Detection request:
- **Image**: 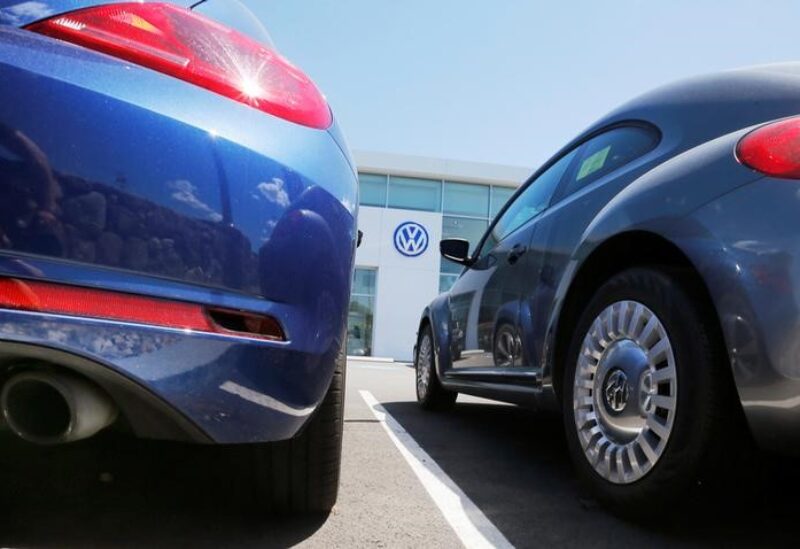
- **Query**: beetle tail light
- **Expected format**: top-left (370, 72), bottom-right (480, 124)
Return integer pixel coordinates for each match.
top-left (25, 2), bottom-right (331, 129)
top-left (736, 117), bottom-right (800, 179)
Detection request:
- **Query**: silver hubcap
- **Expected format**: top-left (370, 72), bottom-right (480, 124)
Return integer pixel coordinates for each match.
top-left (573, 300), bottom-right (677, 484)
top-left (417, 334), bottom-right (432, 399)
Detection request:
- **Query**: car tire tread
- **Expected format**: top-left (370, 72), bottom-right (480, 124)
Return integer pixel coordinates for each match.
top-left (249, 341), bottom-right (345, 514)
top-left (416, 325), bottom-right (457, 411)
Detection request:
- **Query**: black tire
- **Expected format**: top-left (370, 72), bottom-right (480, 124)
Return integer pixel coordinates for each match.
top-left (562, 267), bottom-right (733, 517)
top-left (416, 325), bottom-right (457, 411)
top-left (248, 342), bottom-right (345, 513)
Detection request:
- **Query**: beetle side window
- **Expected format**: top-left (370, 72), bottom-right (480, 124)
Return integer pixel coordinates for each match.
top-left (479, 149), bottom-right (577, 255)
top-left (557, 125), bottom-right (659, 199)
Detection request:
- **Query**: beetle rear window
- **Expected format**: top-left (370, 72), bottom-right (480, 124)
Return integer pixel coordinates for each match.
top-left (560, 125), bottom-right (660, 198)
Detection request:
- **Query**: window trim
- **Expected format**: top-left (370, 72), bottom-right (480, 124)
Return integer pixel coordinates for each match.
top-left (551, 121), bottom-right (662, 205)
top-left (470, 120), bottom-right (661, 263)
top-left (471, 149), bottom-right (576, 261)
top-left (489, 185), bottom-right (516, 219)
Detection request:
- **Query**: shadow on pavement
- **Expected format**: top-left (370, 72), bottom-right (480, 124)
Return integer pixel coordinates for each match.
top-left (382, 400), bottom-right (800, 548)
top-left (0, 433), bottom-right (327, 548)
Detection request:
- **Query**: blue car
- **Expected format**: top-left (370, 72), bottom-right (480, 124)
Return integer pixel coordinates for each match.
top-left (0, 0), bottom-right (356, 512)
top-left (417, 64), bottom-right (800, 515)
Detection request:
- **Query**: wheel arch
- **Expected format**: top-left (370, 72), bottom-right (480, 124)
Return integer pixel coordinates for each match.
top-left (549, 230), bottom-right (728, 403)
top-left (416, 294), bottom-right (452, 379)
top-left (415, 310), bottom-right (432, 362)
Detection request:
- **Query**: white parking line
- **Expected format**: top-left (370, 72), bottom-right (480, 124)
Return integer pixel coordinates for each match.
top-left (350, 363), bottom-right (409, 372)
top-left (359, 390), bottom-right (514, 549)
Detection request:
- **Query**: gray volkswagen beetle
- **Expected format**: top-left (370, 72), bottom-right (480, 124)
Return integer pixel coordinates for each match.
top-left (415, 63), bottom-right (800, 514)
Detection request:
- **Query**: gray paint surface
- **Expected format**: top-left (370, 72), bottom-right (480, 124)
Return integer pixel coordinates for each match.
top-left (424, 63), bottom-right (800, 452)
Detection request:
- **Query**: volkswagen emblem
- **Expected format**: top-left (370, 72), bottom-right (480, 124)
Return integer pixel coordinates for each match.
top-left (394, 221), bottom-right (429, 257)
top-left (604, 369), bottom-right (630, 413)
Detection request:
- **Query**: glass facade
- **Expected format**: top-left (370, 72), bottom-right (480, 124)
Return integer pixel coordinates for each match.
top-left (356, 172), bottom-right (518, 295)
top-left (443, 181), bottom-right (489, 217)
top-left (388, 176), bottom-right (442, 212)
top-left (348, 268), bottom-right (376, 356)
top-left (490, 186), bottom-right (515, 218)
top-left (358, 173), bottom-right (387, 207)
top-left (358, 173), bottom-right (515, 218)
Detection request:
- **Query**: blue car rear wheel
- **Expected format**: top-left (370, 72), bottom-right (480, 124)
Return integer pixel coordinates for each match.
top-left (244, 344), bottom-right (346, 513)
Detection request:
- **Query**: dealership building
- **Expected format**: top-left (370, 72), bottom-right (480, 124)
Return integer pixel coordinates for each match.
top-left (349, 151), bottom-right (530, 361)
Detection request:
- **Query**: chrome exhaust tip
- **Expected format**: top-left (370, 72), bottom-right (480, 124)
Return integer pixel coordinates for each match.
top-left (1, 370), bottom-right (118, 444)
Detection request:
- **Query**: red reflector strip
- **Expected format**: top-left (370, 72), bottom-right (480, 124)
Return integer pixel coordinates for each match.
top-left (0, 278), bottom-right (212, 330)
top-left (0, 278), bottom-right (283, 341)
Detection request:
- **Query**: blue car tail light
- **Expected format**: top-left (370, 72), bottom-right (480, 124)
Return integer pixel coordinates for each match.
top-left (737, 116), bottom-right (800, 179)
top-left (25, 2), bottom-right (332, 129)
top-left (0, 278), bottom-right (284, 341)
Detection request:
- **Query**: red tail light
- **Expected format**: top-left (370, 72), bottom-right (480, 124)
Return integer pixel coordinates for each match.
top-left (0, 278), bottom-right (284, 341)
top-left (26, 3), bottom-right (331, 129)
top-left (736, 117), bottom-right (800, 179)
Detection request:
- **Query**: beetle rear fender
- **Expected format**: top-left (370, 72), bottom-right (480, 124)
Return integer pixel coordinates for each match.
top-left (542, 127), bottom-right (762, 398)
top-left (421, 294), bottom-right (451, 378)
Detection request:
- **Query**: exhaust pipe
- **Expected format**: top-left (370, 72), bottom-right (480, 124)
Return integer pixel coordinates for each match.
top-left (1, 370), bottom-right (118, 444)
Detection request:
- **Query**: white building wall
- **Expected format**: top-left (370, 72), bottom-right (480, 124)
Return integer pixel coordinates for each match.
top-left (355, 207), bottom-right (442, 361)
top-left (352, 151), bottom-right (530, 362)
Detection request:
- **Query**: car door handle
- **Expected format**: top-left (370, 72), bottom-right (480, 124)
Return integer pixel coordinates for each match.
top-left (507, 244), bottom-right (527, 265)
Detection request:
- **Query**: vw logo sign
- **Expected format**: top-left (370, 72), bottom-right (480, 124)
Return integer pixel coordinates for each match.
top-left (393, 221), bottom-right (429, 257)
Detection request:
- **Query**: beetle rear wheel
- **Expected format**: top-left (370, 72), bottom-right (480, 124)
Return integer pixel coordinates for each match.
top-left (573, 300), bottom-right (677, 484)
top-left (563, 267), bottom-right (733, 515)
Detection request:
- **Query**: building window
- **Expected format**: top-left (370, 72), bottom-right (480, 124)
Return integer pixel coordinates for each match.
top-left (440, 273), bottom-right (459, 293)
top-left (438, 183), bottom-right (516, 293)
top-left (387, 176), bottom-right (442, 212)
top-left (357, 172), bottom-right (516, 221)
top-left (443, 181), bottom-right (489, 217)
top-left (359, 173), bottom-right (387, 207)
top-left (490, 186), bottom-right (515, 219)
top-left (348, 268), bottom-right (377, 356)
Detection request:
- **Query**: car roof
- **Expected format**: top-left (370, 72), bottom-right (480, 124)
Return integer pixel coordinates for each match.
top-left (565, 63), bottom-right (800, 156)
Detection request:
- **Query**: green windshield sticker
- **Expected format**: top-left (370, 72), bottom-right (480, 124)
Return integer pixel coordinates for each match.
top-left (576, 145), bottom-right (611, 181)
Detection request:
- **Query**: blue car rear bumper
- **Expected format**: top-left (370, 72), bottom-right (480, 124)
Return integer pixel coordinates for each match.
top-left (0, 26), bottom-right (357, 443)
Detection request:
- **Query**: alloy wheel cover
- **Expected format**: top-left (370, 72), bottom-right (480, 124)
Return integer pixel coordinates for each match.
top-left (573, 300), bottom-right (677, 484)
top-left (417, 334), bottom-right (433, 399)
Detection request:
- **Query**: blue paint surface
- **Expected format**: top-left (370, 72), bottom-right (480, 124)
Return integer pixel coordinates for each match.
top-left (0, 18), bottom-right (357, 442)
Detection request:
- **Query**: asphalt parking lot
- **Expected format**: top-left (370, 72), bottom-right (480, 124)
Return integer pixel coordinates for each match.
top-left (0, 359), bottom-right (799, 548)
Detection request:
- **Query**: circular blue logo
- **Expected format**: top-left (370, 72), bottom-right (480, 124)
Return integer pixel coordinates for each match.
top-left (394, 221), bottom-right (429, 257)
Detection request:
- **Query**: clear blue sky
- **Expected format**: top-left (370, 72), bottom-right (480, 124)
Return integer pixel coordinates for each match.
top-left (247, 1), bottom-right (799, 170)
